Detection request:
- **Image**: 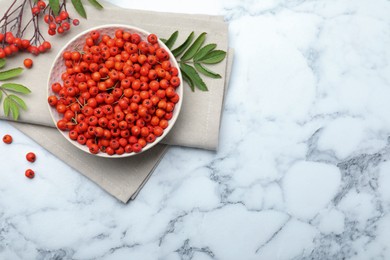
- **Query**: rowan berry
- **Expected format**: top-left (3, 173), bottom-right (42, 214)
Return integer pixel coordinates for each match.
top-left (147, 34), bottom-right (158, 44)
top-left (57, 26), bottom-right (64, 34)
top-left (132, 143), bottom-right (142, 153)
top-left (48, 29), bottom-right (56, 36)
top-left (89, 144), bottom-right (99, 154)
top-left (90, 31), bottom-right (100, 40)
top-left (59, 11), bottom-right (69, 20)
top-left (170, 76), bottom-right (180, 87)
top-left (54, 15), bottom-right (62, 23)
top-left (69, 130), bottom-right (78, 140)
top-left (23, 58), bottom-right (33, 69)
top-left (25, 169), bottom-right (35, 179)
top-left (73, 19), bottom-right (80, 26)
top-left (130, 34), bottom-right (141, 44)
top-left (2, 134), bottom-right (12, 144)
top-left (32, 6), bottom-right (40, 15)
top-left (62, 22), bottom-right (70, 31)
top-left (153, 126), bottom-right (163, 136)
top-left (37, 1), bottom-right (46, 9)
top-left (71, 51), bottom-right (81, 61)
top-left (41, 41), bottom-right (51, 51)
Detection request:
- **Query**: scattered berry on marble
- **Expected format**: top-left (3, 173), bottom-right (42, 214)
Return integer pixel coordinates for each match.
top-left (2, 134), bottom-right (13, 144)
top-left (26, 152), bottom-right (36, 163)
top-left (25, 169), bottom-right (35, 179)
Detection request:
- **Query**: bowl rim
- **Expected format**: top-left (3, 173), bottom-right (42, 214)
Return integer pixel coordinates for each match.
top-left (47, 24), bottom-right (183, 158)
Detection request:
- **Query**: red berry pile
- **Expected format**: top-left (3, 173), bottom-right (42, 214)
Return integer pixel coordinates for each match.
top-left (44, 11), bottom-right (79, 36)
top-left (48, 29), bottom-right (181, 156)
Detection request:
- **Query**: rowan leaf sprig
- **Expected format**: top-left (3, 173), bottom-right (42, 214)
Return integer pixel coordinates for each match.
top-left (0, 58), bottom-right (31, 120)
top-left (161, 31), bottom-right (227, 91)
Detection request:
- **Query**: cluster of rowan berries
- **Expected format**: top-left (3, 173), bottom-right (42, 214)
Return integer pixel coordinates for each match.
top-left (44, 11), bottom-right (79, 36)
top-left (0, 31), bottom-right (51, 58)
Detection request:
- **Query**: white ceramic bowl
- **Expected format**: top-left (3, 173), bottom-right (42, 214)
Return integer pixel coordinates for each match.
top-left (47, 24), bottom-right (183, 158)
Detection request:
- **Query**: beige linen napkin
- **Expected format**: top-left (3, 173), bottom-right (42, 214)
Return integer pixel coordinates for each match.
top-left (0, 1), bottom-right (232, 202)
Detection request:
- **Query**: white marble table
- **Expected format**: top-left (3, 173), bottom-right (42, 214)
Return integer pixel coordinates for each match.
top-left (1, 0), bottom-right (390, 259)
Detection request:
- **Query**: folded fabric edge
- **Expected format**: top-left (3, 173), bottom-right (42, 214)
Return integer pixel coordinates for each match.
top-left (215, 48), bottom-right (235, 152)
top-left (130, 146), bottom-right (169, 201)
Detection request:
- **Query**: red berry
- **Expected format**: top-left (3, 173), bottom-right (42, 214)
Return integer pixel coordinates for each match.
top-left (4, 46), bottom-right (12, 56)
top-left (62, 22), bottom-right (70, 31)
top-left (38, 44), bottom-right (46, 53)
top-left (42, 41), bottom-right (51, 50)
top-left (44, 14), bottom-right (51, 23)
top-left (2, 134), bottom-right (12, 144)
top-left (48, 29), bottom-right (56, 36)
top-left (10, 44), bottom-right (19, 54)
top-left (21, 39), bottom-right (31, 49)
top-left (32, 6), bottom-right (40, 15)
top-left (37, 1), bottom-right (46, 9)
top-left (49, 22), bottom-right (57, 30)
top-left (25, 169), bottom-right (35, 179)
top-left (28, 46), bottom-right (39, 56)
top-left (55, 16), bottom-right (62, 24)
top-left (59, 11), bottom-right (69, 20)
top-left (26, 152), bottom-right (36, 163)
top-left (13, 38), bottom-right (22, 48)
top-left (147, 34), bottom-right (158, 44)
top-left (72, 19), bottom-right (80, 26)
top-left (90, 31), bottom-right (100, 40)
top-left (57, 26), bottom-right (64, 34)
top-left (5, 34), bottom-right (14, 44)
top-left (48, 95), bottom-right (58, 106)
top-left (23, 58), bottom-right (33, 69)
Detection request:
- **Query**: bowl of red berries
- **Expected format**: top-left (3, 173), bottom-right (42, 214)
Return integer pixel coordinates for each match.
top-left (47, 24), bottom-right (183, 157)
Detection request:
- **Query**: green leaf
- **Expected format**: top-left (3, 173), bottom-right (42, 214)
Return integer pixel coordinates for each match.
top-left (88, 0), bottom-right (103, 9)
top-left (9, 94), bottom-right (27, 110)
top-left (72, 0), bottom-right (87, 18)
top-left (180, 68), bottom-right (195, 92)
top-left (49, 0), bottom-right (60, 16)
top-left (0, 58), bottom-right (5, 69)
top-left (1, 83), bottom-right (31, 94)
top-left (194, 63), bottom-right (221, 79)
top-left (9, 101), bottom-right (19, 120)
top-left (172, 32), bottom-right (194, 57)
top-left (194, 43), bottom-right (216, 61)
top-left (180, 63), bottom-right (208, 91)
top-left (160, 38), bottom-right (167, 44)
top-left (0, 67), bottom-right (23, 81)
top-left (181, 32), bottom-right (207, 61)
top-left (3, 97), bottom-right (10, 117)
top-left (0, 90), bottom-right (3, 102)
top-left (198, 50), bottom-right (226, 64)
top-left (163, 31), bottom-right (179, 50)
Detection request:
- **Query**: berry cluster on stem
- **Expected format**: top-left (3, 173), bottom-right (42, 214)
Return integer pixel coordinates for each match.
top-left (0, 0), bottom-right (80, 59)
